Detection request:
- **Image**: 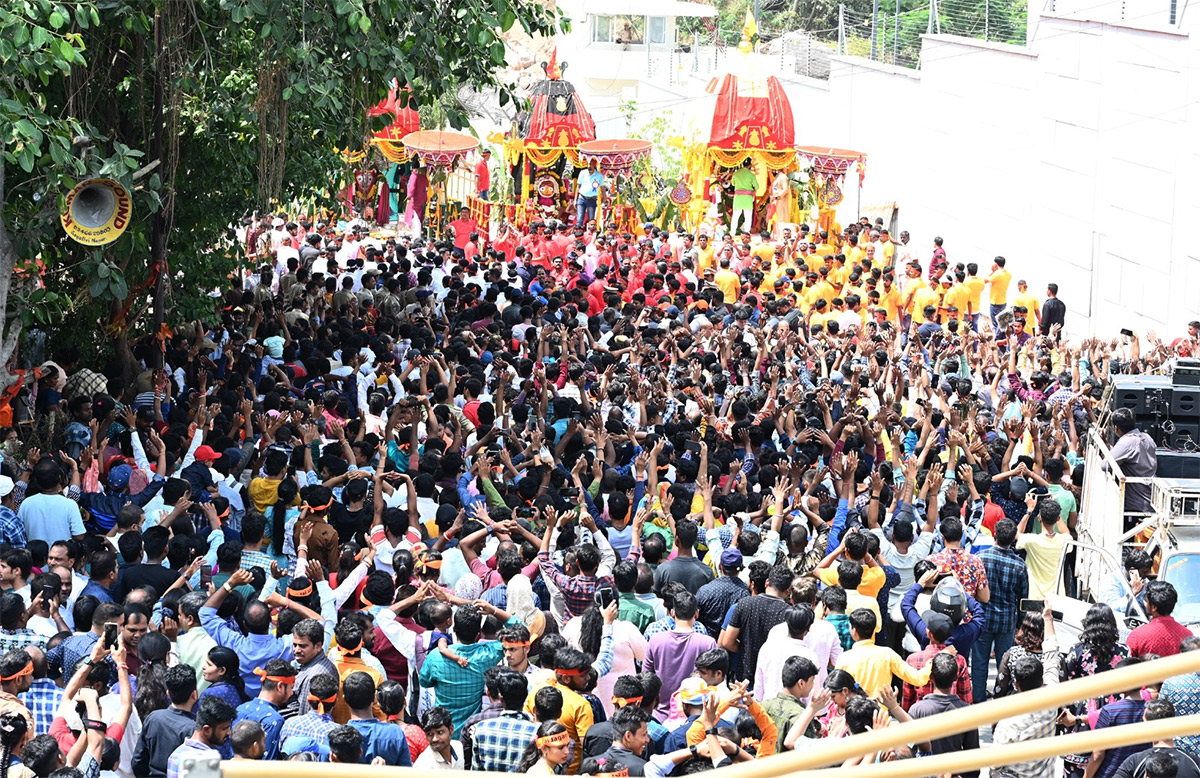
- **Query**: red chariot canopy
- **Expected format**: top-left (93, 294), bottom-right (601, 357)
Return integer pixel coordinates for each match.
top-left (709, 73), bottom-right (795, 153)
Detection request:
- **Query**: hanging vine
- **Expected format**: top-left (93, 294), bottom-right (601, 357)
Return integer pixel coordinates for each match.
top-left (255, 60), bottom-right (290, 209)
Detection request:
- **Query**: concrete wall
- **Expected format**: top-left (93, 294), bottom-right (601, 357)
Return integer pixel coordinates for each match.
top-left (805, 15), bottom-right (1200, 338)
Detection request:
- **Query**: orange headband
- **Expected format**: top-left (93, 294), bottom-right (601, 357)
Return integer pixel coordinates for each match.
top-left (537, 731), bottom-right (571, 748)
top-left (309, 692), bottom-right (337, 712)
top-left (612, 696), bottom-right (643, 707)
top-left (216, 507), bottom-right (231, 520)
top-left (594, 757), bottom-right (629, 777)
top-left (304, 501), bottom-right (332, 513)
top-left (360, 594), bottom-right (374, 608)
top-left (556, 667), bottom-right (587, 678)
top-left (288, 582), bottom-right (313, 598)
top-left (502, 640), bottom-right (530, 649)
top-left (253, 668), bottom-right (296, 685)
top-left (1, 661), bottom-right (33, 682)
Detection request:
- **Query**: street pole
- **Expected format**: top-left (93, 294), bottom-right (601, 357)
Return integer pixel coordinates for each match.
top-left (871, 0), bottom-right (880, 59)
top-left (894, 4), bottom-right (900, 62)
top-left (150, 10), bottom-right (167, 370)
top-left (838, 4), bottom-right (846, 54)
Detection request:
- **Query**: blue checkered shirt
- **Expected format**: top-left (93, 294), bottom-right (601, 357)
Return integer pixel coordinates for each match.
top-left (0, 629), bottom-right (46, 656)
top-left (241, 549), bottom-right (274, 574)
top-left (279, 711), bottom-right (337, 753)
top-left (979, 545), bottom-right (1028, 634)
top-left (46, 631), bottom-right (99, 680)
top-left (469, 711), bottom-right (539, 772)
top-left (0, 506), bottom-right (25, 547)
top-left (21, 677), bottom-right (62, 735)
top-left (166, 738), bottom-right (218, 778)
top-left (645, 617), bottom-right (710, 639)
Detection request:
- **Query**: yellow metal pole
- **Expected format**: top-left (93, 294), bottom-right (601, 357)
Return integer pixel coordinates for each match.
top-left (213, 651), bottom-right (1200, 778)
top-left (707, 648), bottom-right (1200, 776)
top-left (792, 714), bottom-right (1200, 778)
top-left (215, 715), bottom-right (1200, 778)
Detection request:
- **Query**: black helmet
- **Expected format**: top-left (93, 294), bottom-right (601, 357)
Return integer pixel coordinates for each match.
top-left (931, 578), bottom-right (967, 625)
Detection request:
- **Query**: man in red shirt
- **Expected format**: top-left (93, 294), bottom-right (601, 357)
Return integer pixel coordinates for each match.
top-left (587, 267), bottom-right (610, 315)
top-left (1127, 581), bottom-right (1193, 657)
top-left (474, 149), bottom-right (491, 199)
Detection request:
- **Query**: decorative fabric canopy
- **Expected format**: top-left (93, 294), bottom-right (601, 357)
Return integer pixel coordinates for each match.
top-left (516, 68), bottom-right (596, 168)
top-left (795, 146), bottom-right (867, 177)
top-left (708, 73), bottom-right (796, 168)
top-left (577, 139), bottom-right (652, 173)
top-left (796, 145), bottom-right (867, 206)
top-left (706, 14), bottom-right (796, 170)
top-left (367, 81), bottom-right (422, 163)
top-left (402, 130), bottom-right (479, 170)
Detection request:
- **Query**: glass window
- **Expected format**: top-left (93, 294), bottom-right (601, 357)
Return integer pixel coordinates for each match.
top-left (1162, 553), bottom-right (1200, 626)
top-left (648, 16), bottom-right (666, 44)
top-left (591, 14), bottom-right (644, 44)
top-left (591, 15), bottom-right (612, 43)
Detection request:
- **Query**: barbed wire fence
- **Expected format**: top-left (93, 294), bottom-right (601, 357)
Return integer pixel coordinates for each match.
top-left (754, 0), bottom-right (1028, 72)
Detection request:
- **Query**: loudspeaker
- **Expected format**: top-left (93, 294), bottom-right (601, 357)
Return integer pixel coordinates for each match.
top-left (1112, 375), bottom-right (1174, 415)
top-left (1156, 450), bottom-right (1200, 478)
top-left (1171, 386), bottom-right (1200, 418)
top-left (1165, 422), bottom-right (1200, 451)
top-left (1175, 358), bottom-right (1200, 387)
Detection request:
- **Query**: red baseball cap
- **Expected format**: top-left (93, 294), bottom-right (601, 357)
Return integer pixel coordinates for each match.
top-left (194, 445), bottom-right (221, 462)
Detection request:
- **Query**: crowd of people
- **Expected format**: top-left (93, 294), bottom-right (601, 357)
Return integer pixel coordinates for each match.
top-left (1, 209), bottom-right (1199, 778)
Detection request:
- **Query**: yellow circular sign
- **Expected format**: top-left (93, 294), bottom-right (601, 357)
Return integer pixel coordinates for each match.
top-left (61, 178), bottom-right (133, 246)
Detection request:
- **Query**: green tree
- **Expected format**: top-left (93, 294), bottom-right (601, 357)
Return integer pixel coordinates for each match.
top-left (1, 0), bottom-right (564, 389)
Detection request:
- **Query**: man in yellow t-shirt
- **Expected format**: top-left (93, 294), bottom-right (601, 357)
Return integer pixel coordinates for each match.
top-left (936, 276), bottom-right (955, 316)
top-left (847, 238), bottom-right (866, 267)
top-left (1012, 279), bottom-right (1041, 330)
top-left (828, 256), bottom-right (849, 288)
top-left (815, 530), bottom-right (888, 596)
top-left (910, 279), bottom-right (941, 325)
top-left (752, 231), bottom-right (777, 264)
top-left (696, 234), bottom-right (715, 274)
top-left (963, 262), bottom-right (986, 330)
top-left (879, 276), bottom-right (902, 323)
top-left (714, 256), bottom-right (742, 304)
top-left (985, 256), bottom-right (1011, 327)
top-left (943, 277), bottom-right (973, 320)
top-left (876, 229), bottom-right (896, 267)
top-left (809, 298), bottom-right (834, 330)
top-left (809, 273), bottom-right (836, 310)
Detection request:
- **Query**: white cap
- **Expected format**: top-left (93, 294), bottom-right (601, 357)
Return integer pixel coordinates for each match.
top-left (272, 217), bottom-right (285, 227)
top-left (0, 475), bottom-right (14, 498)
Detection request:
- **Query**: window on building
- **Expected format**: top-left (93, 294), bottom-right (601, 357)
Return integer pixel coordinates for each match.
top-left (591, 14), bottom-right (645, 44)
top-left (647, 16), bottom-right (667, 44)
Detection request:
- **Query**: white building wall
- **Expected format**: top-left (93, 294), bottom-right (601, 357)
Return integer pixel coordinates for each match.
top-left (805, 17), bottom-right (1200, 338)
top-left (541, 0), bottom-right (1200, 336)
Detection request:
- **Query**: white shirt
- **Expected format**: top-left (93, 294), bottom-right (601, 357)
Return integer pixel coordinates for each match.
top-left (764, 619), bottom-right (842, 692)
top-left (413, 743), bottom-right (463, 770)
top-left (871, 528), bottom-right (935, 619)
top-left (753, 634), bottom-right (821, 702)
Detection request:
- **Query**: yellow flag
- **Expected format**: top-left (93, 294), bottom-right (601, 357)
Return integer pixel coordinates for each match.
top-left (743, 9), bottom-right (758, 39)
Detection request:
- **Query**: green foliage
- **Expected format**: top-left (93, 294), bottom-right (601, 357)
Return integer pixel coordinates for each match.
top-left (620, 99), bottom-right (684, 182)
top-left (0, 0), bottom-right (566, 378)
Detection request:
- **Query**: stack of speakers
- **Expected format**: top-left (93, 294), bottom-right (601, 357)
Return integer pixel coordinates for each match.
top-left (1110, 359), bottom-right (1200, 478)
